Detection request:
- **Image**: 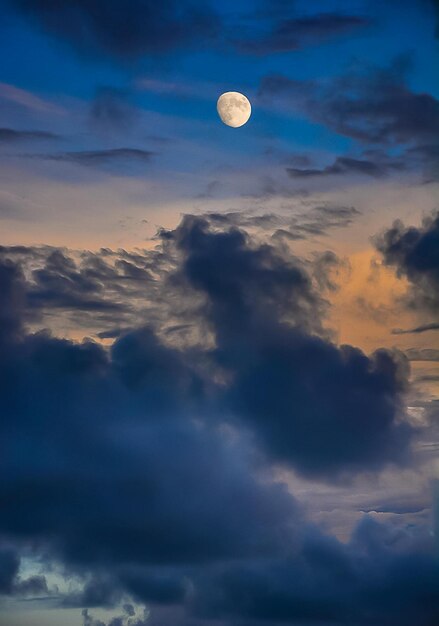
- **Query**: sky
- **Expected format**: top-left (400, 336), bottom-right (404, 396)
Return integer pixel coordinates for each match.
top-left (0, 1), bottom-right (438, 625)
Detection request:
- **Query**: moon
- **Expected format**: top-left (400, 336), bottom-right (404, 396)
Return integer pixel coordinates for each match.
top-left (217, 91), bottom-right (251, 128)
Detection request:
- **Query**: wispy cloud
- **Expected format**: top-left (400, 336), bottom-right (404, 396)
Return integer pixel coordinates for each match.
top-left (0, 127), bottom-right (59, 143)
top-left (0, 82), bottom-right (66, 115)
top-left (392, 322), bottom-right (439, 334)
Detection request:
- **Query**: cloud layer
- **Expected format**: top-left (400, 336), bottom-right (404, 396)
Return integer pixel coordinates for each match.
top-left (1, 215), bottom-right (434, 625)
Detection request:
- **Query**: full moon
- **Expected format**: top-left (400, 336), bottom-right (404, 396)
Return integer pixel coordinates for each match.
top-left (217, 91), bottom-right (251, 128)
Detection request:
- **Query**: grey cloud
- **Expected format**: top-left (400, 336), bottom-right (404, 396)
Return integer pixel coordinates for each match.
top-left (405, 348), bottom-right (439, 361)
top-left (236, 12), bottom-right (372, 55)
top-left (376, 212), bottom-right (439, 312)
top-left (40, 148), bottom-right (156, 167)
top-left (0, 128), bottom-right (59, 143)
top-left (260, 59), bottom-right (439, 148)
top-left (287, 155), bottom-right (404, 178)
top-left (392, 323), bottom-right (439, 334)
top-left (12, 0), bottom-right (220, 61)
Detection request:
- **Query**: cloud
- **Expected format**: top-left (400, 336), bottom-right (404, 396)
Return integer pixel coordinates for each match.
top-left (0, 207), bottom-right (360, 338)
top-left (40, 148), bottom-right (156, 167)
top-left (0, 213), bottom-right (434, 624)
top-left (0, 81), bottom-right (65, 115)
top-left (203, 206), bottom-right (361, 241)
top-left (259, 59), bottom-right (439, 147)
top-left (191, 517), bottom-right (439, 626)
top-left (0, 548), bottom-right (20, 594)
top-left (63, 577), bottom-right (123, 609)
top-left (13, 0), bottom-right (220, 60)
top-left (14, 575), bottom-right (50, 597)
top-left (171, 215), bottom-right (413, 479)
top-left (405, 348), bottom-right (439, 361)
top-left (236, 12), bottom-right (372, 54)
top-left (392, 323), bottom-right (439, 334)
top-left (0, 251), bottom-right (300, 570)
top-left (431, 0), bottom-right (439, 36)
top-left (0, 244), bottom-right (175, 338)
top-left (0, 128), bottom-right (59, 143)
top-left (287, 155), bottom-right (403, 178)
top-left (0, 547), bottom-right (50, 598)
top-left (1, 217), bottom-right (413, 483)
top-left (82, 606), bottom-right (150, 626)
top-left (375, 211), bottom-right (439, 312)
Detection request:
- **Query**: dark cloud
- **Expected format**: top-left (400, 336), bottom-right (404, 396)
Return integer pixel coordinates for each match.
top-left (14, 575), bottom-right (49, 596)
top-left (0, 547), bottom-right (50, 598)
top-left (171, 215), bottom-right (413, 479)
top-left (432, 0), bottom-right (439, 36)
top-left (118, 568), bottom-right (187, 605)
top-left (13, 0), bottom-right (220, 60)
top-left (0, 243), bottom-right (182, 339)
top-left (40, 148), bottom-right (156, 168)
top-left (0, 258), bottom-right (26, 342)
top-left (192, 517), bottom-right (439, 626)
top-left (0, 215), bottom-right (430, 625)
top-left (287, 155), bottom-right (403, 178)
top-left (0, 208), bottom-right (360, 339)
top-left (0, 252), bottom-right (300, 572)
top-left (406, 144), bottom-right (439, 182)
top-left (0, 217), bottom-right (413, 485)
top-left (63, 577), bottom-right (123, 609)
top-left (0, 128), bottom-right (58, 143)
top-left (260, 59), bottom-right (439, 147)
top-left (376, 212), bottom-right (439, 312)
top-left (236, 12), bottom-right (372, 55)
top-left (392, 323), bottom-right (439, 334)
top-left (0, 548), bottom-right (20, 594)
top-left (27, 249), bottom-right (128, 314)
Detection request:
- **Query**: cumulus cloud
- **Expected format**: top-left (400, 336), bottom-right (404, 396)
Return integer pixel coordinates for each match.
top-left (171, 215), bottom-right (413, 478)
top-left (0, 215), bottom-right (432, 625)
top-left (376, 211), bottom-right (439, 312)
top-left (191, 516), bottom-right (439, 626)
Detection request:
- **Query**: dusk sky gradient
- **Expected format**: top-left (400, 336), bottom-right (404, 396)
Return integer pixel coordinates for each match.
top-left (0, 1), bottom-right (438, 626)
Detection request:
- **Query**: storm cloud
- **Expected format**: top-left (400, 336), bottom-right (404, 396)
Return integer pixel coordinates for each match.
top-left (0, 215), bottom-right (433, 625)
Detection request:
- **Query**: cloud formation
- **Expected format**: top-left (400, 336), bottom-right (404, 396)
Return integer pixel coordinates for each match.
top-left (376, 211), bottom-right (439, 312)
top-left (171, 215), bottom-right (413, 478)
top-left (12, 0), bottom-right (220, 59)
top-left (236, 12), bottom-right (372, 54)
top-left (0, 128), bottom-right (59, 143)
top-left (260, 59), bottom-right (439, 147)
top-left (287, 155), bottom-right (404, 179)
top-left (0, 215), bottom-right (434, 625)
top-left (40, 148), bottom-right (156, 168)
